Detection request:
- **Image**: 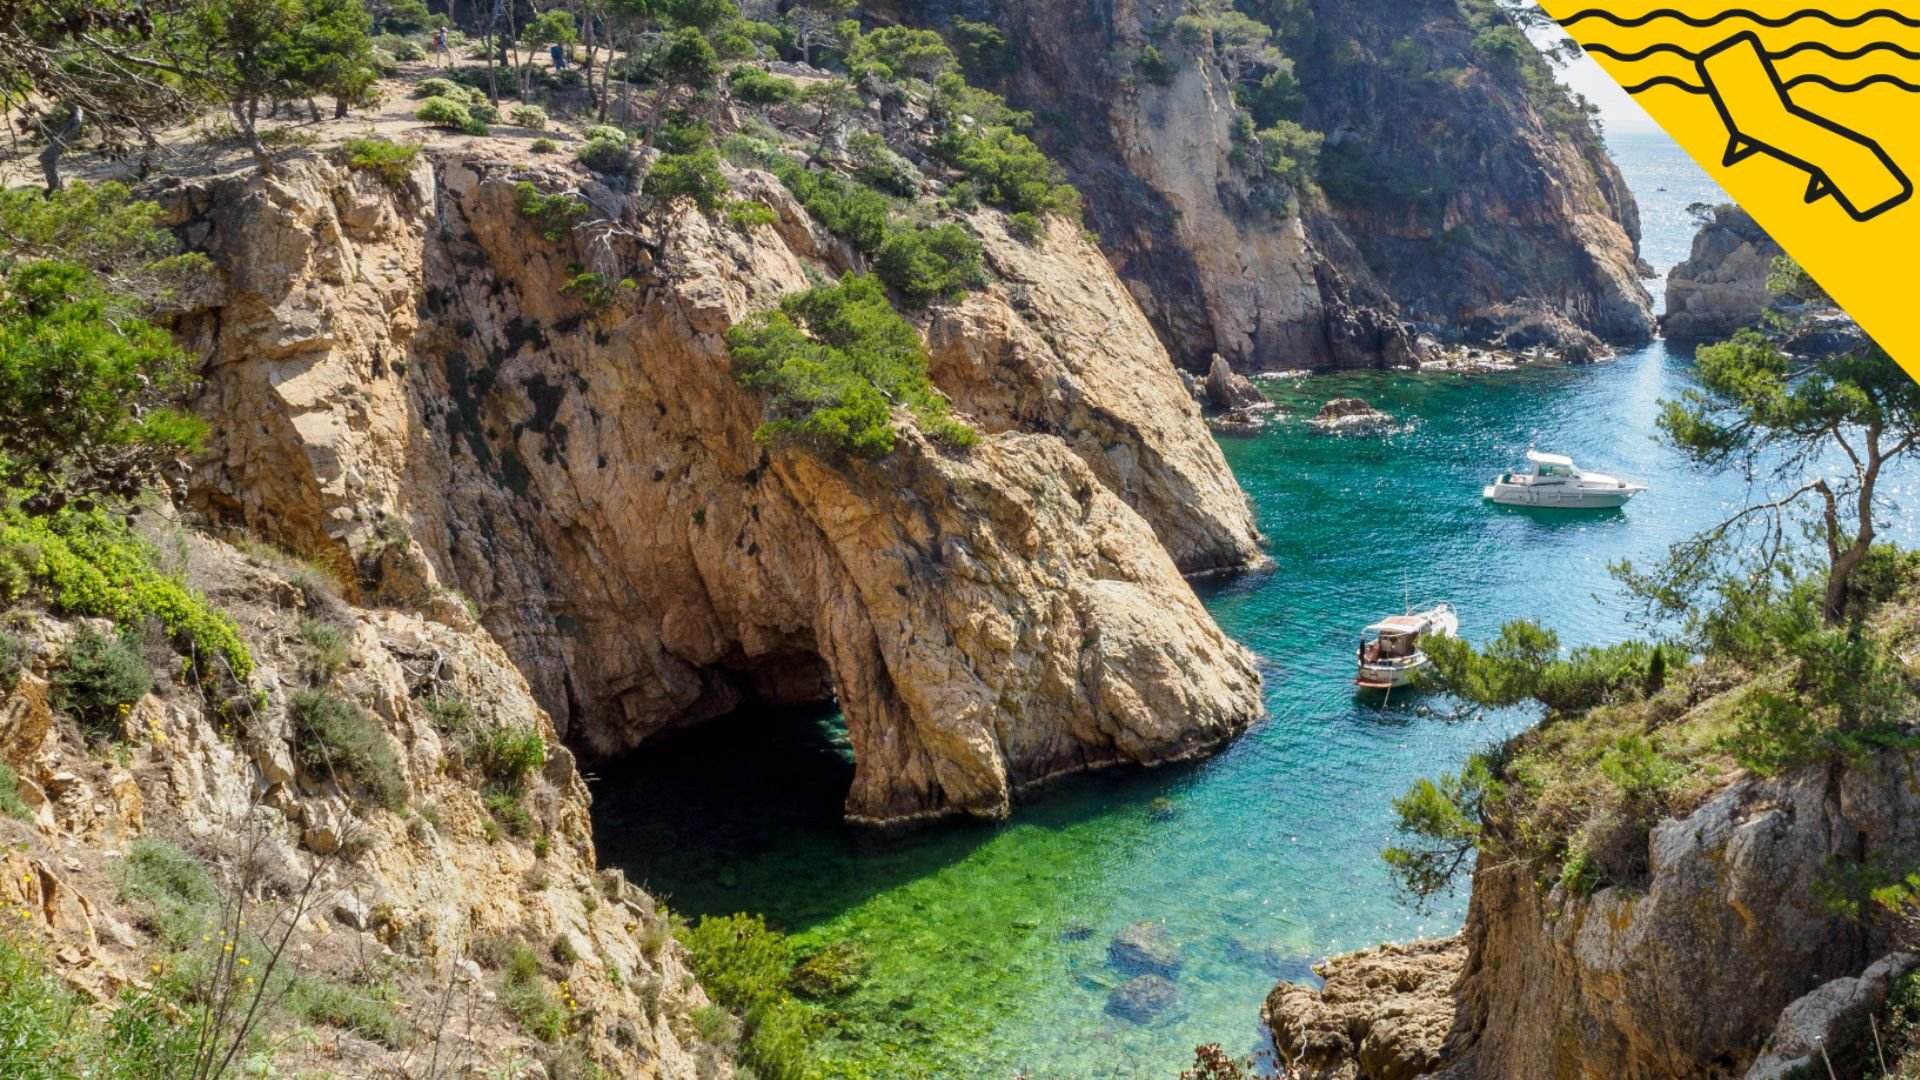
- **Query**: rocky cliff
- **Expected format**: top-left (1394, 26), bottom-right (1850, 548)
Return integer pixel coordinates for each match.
top-left (883, 0), bottom-right (1654, 371)
top-left (175, 133), bottom-right (1262, 826)
top-left (1661, 204), bottom-right (1784, 343)
top-left (1268, 750), bottom-right (1920, 1079)
top-left (1, 529), bottom-right (726, 1077)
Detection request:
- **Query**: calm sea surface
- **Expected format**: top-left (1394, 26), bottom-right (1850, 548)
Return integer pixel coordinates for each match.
top-left (591, 131), bottom-right (1914, 1077)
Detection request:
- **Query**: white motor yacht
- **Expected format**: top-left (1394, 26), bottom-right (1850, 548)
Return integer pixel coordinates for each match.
top-left (1355, 603), bottom-right (1459, 690)
top-left (1483, 449), bottom-right (1646, 509)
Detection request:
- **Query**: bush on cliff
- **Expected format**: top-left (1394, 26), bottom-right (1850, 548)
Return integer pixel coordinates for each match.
top-left (727, 274), bottom-right (977, 458)
top-left (53, 626), bottom-right (152, 742)
top-left (291, 688), bottom-right (407, 810)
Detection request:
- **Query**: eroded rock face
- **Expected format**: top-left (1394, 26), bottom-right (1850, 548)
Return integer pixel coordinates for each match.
top-left (1263, 937), bottom-right (1464, 1080)
top-left (176, 154), bottom-right (1263, 826)
top-left (1662, 205), bottom-right (1785, 343)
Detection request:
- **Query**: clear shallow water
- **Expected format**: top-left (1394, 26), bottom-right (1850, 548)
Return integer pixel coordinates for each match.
top-left (590, 137), bottom-right (1917, 1077)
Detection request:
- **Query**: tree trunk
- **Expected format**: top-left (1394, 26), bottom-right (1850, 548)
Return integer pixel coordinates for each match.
top-left (234, 99), bottom-right (275, 176)
top-left (1822, 437), bottom-right (1884, 623)
top-left (334, 96), bottom-right (350, 119)
top-left (37, 104), bottom-right (84, 192)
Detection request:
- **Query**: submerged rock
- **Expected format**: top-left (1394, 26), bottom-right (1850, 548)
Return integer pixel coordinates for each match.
top-left (1106, 974), bottom-right (1179, 1023)
top-left (1109, 921), bottom-right (1183, 977)
top-left (1308, 397), bottom-right (1392, 434)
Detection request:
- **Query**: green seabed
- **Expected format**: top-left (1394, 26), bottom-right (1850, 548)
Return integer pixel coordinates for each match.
top-left (590, 136), bottom-right (1915, 1077)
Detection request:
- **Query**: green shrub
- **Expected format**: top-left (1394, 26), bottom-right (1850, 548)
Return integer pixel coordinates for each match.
top-left (873, 223), bottom-right (985, 307)
top-left (0, 630), bottom-right (25, 687)
top-left (928, 74), bottom-right (1079, 218)
top-left (721, 133), bottom-right (785, 169)
top-left (1007, 211), bottom-right (1042, 244)
top-left (375, 34), bottom-right (425, 62)
top-left (559, 269), bottom-right (635, 312)
top-left (1136, 44), bottom-right (1177, 86)
top-left (727, 274), bottom-right (977, 458)
top-left (769, 159), bottom-right (891, 251)
top-left (0, 509), bottom-right (251, 677)
top-left (508, 105), bottom-right (549, 129)
top-left (575, 136), bottom-right (632, 175)
top-left (499, 941), bottom-right (568, 1042)
top-left (692, 1003), bottom-right (739, 1047)
top-left (725, 199), bottom-right (777, 231)
top-left (848, 133), bottom-right (918, 198)
top-left (730, 66), bottom-right (798, 104)
top-left (1558, 842), bottom-right (1603, 897)
top-left (531, 137), bottom-right (558, 154)
top-left (513, 181), bottom-right (592, 241)
top-left (416, 95), bottom-right (486, 134)
top-left (1596, 735), bottom-right (1681, 802)
top-left (0, 183), bottom-right (210, 504)
top-left (53, 627), bottom-right (150, 741)
top-left (413, 76), bottom-right (464, 99)
top-left (0, 762), bottom-right (32, 821)
top-left (341, 137), bottom-right (420, 189)
top-left (647, 147), bottom-right (728, 211)
top-left (114, 837), bottom-right (217, 945)
top-left (485, 790), bottom-right (537, 838)
top-left (297, 618), bottom-right (351, 682)
top-left (285, 973), bottom-right (407, 1048)
top-left (681, 914), bottom-right (793, 1015)
top-left (476, 725), bottom-right (546, 788)
top-left (581, 123), bottom-right (628, 144)
top-left (290, 688), bottom-right (407, 810)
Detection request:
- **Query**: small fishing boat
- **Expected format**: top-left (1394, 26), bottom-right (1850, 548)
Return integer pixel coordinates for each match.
top-left (1355, 603), bottom-right (1458, 690)
top-left (1483, 449), bottom-right (1647, 509)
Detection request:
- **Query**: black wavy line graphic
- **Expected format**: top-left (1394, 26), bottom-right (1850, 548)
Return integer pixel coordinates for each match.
top-left (1786, 72), bottom-right (1920, 91)
top-left (1623, 75), bottom-right (1712, 93)
top-left (1562, 8), bottom-right (1920, 29)
top-left (1586, 41), bottom-right (1920, 63)
top-left (1623, 73), bottom-right (1920, 93)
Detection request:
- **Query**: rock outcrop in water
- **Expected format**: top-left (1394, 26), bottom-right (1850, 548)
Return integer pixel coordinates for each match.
top-left (881, 0), bottom-right (1653, 371)
top-left (176, 144), bottom-right (1262, 826)
top-left (1661, 204), bottom-right (1785, 343)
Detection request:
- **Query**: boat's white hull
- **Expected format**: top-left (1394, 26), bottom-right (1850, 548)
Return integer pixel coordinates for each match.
top-left (1356, 657), bottom-right (1427, 689)
top-left (1482, 483), bottom-right (1640, 509)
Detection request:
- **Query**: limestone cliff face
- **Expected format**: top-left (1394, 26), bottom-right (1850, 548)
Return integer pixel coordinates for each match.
top-left (883, 0), bottom-right (1654, 371)
top-left (175, 151), bottom-right (1263, 826)
top-left (1265, 753), bottom-right (1920, 1079)
top-left (1662, 205), bottom-right (1784, 343)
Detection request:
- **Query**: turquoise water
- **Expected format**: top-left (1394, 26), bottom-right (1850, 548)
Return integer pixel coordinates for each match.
top-left (590, 136), bottom-right (1917, 1076)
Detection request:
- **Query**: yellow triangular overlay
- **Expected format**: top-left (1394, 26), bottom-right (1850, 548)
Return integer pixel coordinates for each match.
top-left (1538, 1), bottom-right (1920, 376)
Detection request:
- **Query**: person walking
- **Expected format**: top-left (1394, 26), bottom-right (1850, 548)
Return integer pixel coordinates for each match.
top-left (433, 26), bottom-right (451, 68)
top-left (550, 41), bottom-right (567, 72)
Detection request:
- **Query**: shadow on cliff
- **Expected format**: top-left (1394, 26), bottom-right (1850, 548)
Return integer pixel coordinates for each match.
top-left (585, 702), bottom-right (1213, 932)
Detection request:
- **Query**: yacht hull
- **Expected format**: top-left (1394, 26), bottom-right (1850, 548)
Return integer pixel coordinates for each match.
top-left (1482, 484), bottom-right (1639, 509)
